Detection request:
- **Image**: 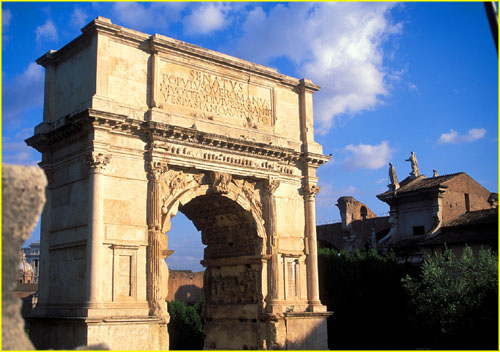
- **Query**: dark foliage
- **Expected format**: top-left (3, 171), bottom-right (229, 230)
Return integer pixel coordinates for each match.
top-left (319, 246), bottom-right (498, 350)
top-left (167, 298), bottom-right (205, 350)
top-left (318, 248), bottom-right (417, 349)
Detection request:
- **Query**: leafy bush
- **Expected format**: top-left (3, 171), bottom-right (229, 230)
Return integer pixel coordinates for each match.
top-left (402, 246), bottom-right (498, 349)
top-left (167, 298), bottom-right (205, 350)
top-left (318, 248), bottom-right (416, 349)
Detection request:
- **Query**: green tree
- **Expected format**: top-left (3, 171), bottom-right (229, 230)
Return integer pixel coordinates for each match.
top-left (402, 246), bottom-right (498, 349)
top-left (167, 298), bottom-right (205, 350)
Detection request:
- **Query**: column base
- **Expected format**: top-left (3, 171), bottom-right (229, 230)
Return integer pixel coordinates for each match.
top-left (308, 301), bottom-right (328, 312)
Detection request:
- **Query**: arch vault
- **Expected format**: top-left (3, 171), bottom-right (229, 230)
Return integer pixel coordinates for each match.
top-left (26, 17), bottom-right (331, 350)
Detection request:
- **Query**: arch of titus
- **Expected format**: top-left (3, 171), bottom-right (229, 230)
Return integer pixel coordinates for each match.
top-left (26, 17), bottom-right (331, 350)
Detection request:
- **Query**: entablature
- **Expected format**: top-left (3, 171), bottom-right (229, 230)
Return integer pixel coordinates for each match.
top-left (27, 109), bottom-right (332, 180)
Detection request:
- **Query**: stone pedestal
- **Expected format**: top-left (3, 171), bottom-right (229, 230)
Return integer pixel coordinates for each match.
top-left (28, 317), bottom-right (168, 350)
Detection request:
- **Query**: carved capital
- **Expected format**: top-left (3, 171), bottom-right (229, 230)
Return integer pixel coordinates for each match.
top-left (264, 179), bottom-right (280, 196)
top-left (87, 152), bottom-right (111, 173)
top-left (148, 161), bottom-right (168, 182)
top-left (210, 171), bottom-right (232, 194)
top-left (302, 184), bottom-right (321, 199)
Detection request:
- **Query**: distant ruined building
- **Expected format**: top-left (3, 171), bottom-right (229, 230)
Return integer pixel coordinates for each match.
top-left (317, 197), bottom-right (389, 252)
top-left (317, 152), bottom-right (498, 263)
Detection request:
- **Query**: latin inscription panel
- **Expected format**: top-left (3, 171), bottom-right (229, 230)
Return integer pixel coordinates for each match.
top-left (158, 60), bottom-right (274, 130)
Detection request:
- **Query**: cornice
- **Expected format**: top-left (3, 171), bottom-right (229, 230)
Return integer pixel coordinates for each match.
top-left (36, 16), bottom-right (318, 91)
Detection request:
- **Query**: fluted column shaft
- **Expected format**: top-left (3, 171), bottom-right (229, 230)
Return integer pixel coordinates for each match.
top-left (86, 152), bottom-right (110, 306)
top-left (303, 184), bottom-right (322, 308)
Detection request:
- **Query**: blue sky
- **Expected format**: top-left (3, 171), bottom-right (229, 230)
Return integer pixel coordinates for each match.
top-left (2, 2), bottom-right (498, 271)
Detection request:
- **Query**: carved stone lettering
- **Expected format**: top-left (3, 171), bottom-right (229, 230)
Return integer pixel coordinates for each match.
top-left (158, 63), bottom-right (273, 129)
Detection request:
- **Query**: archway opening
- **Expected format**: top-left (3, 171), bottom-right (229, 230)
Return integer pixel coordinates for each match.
top-left (169, 193), bottom-right (263, 350)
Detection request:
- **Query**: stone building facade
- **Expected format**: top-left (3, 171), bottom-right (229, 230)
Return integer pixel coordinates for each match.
top-left (26, 17), bottom-right (331, 350)
top-left (317, 155), bottom-right (497, 262)
top-left (377, 154), bottom-right (497, 262)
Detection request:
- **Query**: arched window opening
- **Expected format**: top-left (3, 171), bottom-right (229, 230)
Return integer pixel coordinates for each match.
top-left (360, 206), bottom-right (368, 220)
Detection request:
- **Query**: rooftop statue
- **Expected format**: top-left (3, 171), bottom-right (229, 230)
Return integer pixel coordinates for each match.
top-left (388, 162), bottom-right (400, 191)
top-left (405, 151), bottom-right (420, 177)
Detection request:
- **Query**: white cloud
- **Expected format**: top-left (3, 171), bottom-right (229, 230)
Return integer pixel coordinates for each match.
top-left (183, 3), bottom-right (232, 35)
top-left (71, 8), bottom-right (88, 28)
top-left (35, 20), bottom-right (58, 42)
top-left (3, 8), bottom-right (12, 28)
top-left (233, 3), bottom-right (402, 133)
top-left (2, 62), bottom-right (44, 127)
top-left (438, 128), bottom-right (486, 144)
top-left (342, 140), bottom-right (393, 170)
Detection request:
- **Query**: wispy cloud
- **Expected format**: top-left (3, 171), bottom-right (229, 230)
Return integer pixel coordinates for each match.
top-left (316, 183), bottom-right (358, 208)
top-left (2, 128), bottom-right (40, 165)
top-left (35, 19), bottom-right (58, 42)
top-left (3, 8), bottom-right (13, 43)
top-left (70, 7), bottom-right (88, 28)
top-left (2, 62), bottom-right (44, 129)
top-left (438, 128), bottom-right (486, 144)
top-left (375, 177), bottom-right (387, 185)
top-left (3, 8), bottom-right (12, 28)
top-left (233, 3), bottom-right (402, 134)
top-left (183, 3), bottom-right (233, 35)
top-left (342, 140), bottom-right (393, 170)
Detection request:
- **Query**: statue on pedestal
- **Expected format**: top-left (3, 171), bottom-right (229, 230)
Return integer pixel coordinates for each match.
top-left (405, 151), bottom-right (420, 177)
top-left (388, 162), bottom-right (400, 191)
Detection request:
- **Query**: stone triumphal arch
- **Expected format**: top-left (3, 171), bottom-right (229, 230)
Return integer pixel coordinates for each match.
top-left (26, 17), bottom-right (331, 350)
